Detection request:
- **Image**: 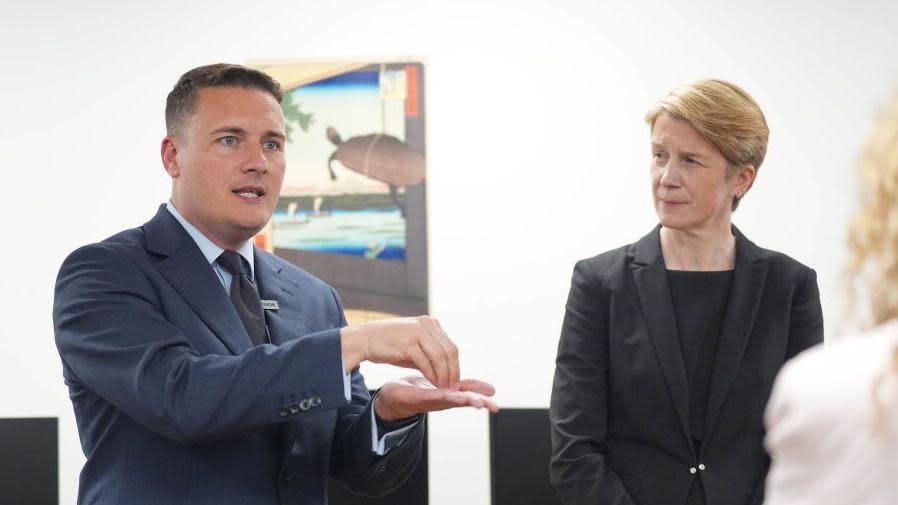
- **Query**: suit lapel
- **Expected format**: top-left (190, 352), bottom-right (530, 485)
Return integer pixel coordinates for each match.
top-left (253, 251), bottom-right (303, 460)
top-left (701, 227), bottom-right (769, 448)
top-left (631, 226), bottom-right (693, 446)
top-left (144, 205), bottom-right (254, 355)
top-left (253, 251), bottom-right (298, 346)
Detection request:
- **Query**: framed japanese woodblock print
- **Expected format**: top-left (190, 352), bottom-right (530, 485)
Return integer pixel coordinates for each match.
top-left (250, 60), bottom-right (428, 324)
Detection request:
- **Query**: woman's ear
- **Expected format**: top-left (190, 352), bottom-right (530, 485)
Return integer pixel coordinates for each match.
top-left (736, 165), bottom-right (757, 196)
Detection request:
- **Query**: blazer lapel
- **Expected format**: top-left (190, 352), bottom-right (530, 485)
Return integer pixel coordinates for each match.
top-left (701, 227), bottom-right (769, 448)
top-left (144, 205), bottom-right (254, 355)
top-left (631, 225), bottom-right (693, 446)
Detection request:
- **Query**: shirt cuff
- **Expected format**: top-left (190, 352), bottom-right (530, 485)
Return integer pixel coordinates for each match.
top-left (369, 407), bottom-right (419, 456)
top-left (341, 355), bottom-right (351, 403)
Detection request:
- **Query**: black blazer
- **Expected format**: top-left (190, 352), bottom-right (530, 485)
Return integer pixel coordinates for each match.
top-left (549, 225), bottom-right (823, 505)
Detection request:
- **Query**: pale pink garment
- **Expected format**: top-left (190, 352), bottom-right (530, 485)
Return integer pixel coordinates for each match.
top-left (764, 320), bottom-right (898, 505)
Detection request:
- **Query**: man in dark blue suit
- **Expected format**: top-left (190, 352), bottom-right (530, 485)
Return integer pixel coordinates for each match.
top-left (53, 63), bottom-right (497, 505)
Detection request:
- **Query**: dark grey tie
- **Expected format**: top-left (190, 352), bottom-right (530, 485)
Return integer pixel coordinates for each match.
top-left (217, 251), bottom-right (267, 346)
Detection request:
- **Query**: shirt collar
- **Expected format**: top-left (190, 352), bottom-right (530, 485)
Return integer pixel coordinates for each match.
top-left (165, 201), bottom-right (255, 279)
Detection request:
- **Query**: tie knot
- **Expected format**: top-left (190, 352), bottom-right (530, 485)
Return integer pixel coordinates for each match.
top-left (217, 250), bottom-right (246, 277)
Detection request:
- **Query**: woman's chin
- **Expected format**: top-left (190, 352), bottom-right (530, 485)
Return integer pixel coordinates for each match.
top-left (656, 210), bottom-right (688, 229)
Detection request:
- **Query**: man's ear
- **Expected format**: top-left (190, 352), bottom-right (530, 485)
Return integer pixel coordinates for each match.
top-left (161, 136), bottom-right (180, 178)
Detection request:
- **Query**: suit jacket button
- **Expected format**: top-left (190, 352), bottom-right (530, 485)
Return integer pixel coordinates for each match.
top-left (279, 470), bottom-right (292, 486)
top-left (278, 407), bottom-right (290, 417)
top-left (288, 403), bottom-right (300, 414)
top-left (689, 467), bottom-right (697, 474)
top-left (299, 398), bottom-right (312, 411)
top-left (698, 464), bottom-right (706, 471)
top-left (311, 396), bottom-right (322, 407)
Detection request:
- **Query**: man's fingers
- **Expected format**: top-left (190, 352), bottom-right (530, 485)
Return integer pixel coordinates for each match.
top-left (461, 393), bottom-right (485, 409)
top-left (439, 391), bottom-right (499, 413)
top-left (457, 379), bottom-right (496, 396)
top-left (416, 330), bottom-right (451, 389)
top-left (457, 391), bottom-right (499, 413)
top-left (406, 344), bottom-right (439, 387)
top-left (473, 393), bottom-right (500, 413)
top-left (435, 329), bottom-right (460, 388)
top-left (441, 390), bottom-right (470, 405)
top-left (419, 317), bottom-right (460, 388)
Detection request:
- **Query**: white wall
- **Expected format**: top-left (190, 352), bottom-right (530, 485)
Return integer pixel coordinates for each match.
top-left (2, 1), bottom-right (898, 503)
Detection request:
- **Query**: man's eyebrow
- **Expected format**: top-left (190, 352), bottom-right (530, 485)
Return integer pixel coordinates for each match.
top-left (207, 127), bottom-right (285, 140)
top-left (208, 126), bottom-right (246, 136)
top-left (265, 130), bottom-right (286, 141)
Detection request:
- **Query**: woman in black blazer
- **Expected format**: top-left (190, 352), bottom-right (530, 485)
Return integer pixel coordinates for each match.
top-left (549, 80), bottom-right (823, 505)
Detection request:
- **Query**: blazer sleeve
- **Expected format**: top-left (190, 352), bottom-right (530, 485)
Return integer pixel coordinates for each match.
top-left (53, 243), bottom-right (348, 446)
top-left (327, 288), bottom-right (425, 496)
top-left (550, 260), bottom-right (637, 505)
top-left (748, 266), bottom-right (824, 505)
top-left (785, 268), bottom-right (824, 360)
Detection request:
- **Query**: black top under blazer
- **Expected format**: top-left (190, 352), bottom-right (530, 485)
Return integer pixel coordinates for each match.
top-left (549, 225), bottom-right (823, 505)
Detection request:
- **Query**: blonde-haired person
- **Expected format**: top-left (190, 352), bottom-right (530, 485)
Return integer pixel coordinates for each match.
top-left (550, 79), bottom-right (823, 505)
top-left (763, 94), bottom-right (898, 505)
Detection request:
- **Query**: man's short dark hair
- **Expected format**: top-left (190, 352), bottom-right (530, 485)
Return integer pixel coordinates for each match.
top-left (165, 63), bottom-right (283, 136)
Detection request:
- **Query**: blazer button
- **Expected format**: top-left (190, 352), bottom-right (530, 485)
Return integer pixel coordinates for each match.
top-left (698, 464), bottom-right (706, 471)
top-left (299, 398), bottom-right (313, 411)
top-left (288, 403), bottom-right (300, 415)
top-left (689, 467), bottom-right (697, 474)
top-left (310, 396), bottom-right (322, 407)
top-left (278, 406), bottom-right (290, 417)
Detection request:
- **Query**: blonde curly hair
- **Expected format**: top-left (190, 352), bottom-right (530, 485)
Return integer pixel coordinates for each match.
top-left (844, 92), bottom-right (898, 431)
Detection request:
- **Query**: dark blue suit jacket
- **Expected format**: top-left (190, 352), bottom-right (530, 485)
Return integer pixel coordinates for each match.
top-left (53, 205), bottom-right (423, 505)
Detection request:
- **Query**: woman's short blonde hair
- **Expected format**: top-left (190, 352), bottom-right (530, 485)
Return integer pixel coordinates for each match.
top-left (645, 79), bottom-right (769, 210)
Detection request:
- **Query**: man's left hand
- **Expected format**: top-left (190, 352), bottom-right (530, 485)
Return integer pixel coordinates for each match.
top-left (374, 376), bottom-right (498, 420)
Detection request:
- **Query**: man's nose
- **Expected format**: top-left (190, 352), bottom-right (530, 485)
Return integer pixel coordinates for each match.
top-left (241, 144), bottom-right (270, 174)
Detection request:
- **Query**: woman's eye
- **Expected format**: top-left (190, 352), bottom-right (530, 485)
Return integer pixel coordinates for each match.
top-left (219, 136), bottom-right (238, 146)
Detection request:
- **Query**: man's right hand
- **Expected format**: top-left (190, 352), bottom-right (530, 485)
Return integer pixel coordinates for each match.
top-left (340, 316), bottom-right (460, 389)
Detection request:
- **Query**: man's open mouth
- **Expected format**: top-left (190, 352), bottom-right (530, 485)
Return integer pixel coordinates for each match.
top-left (233, 186), bottom-right (265, 199)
